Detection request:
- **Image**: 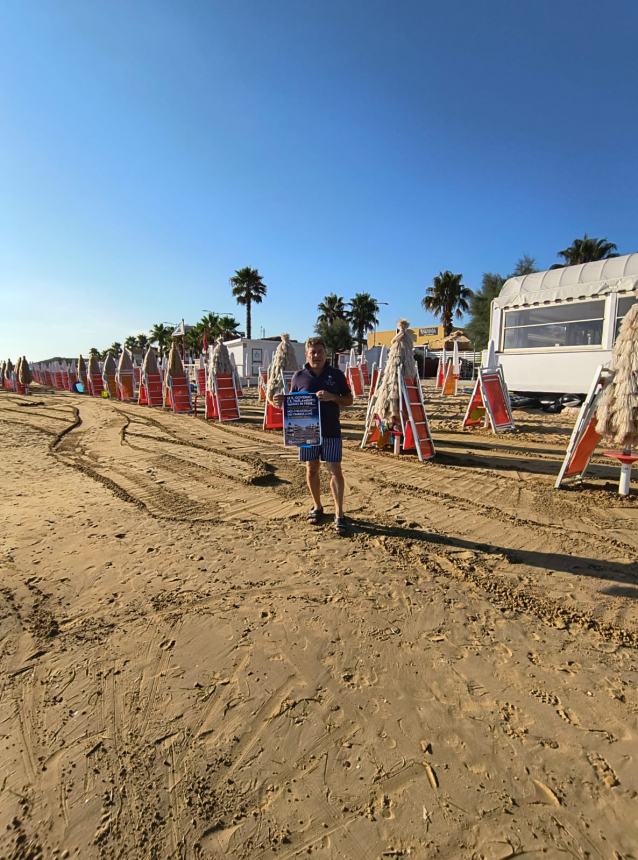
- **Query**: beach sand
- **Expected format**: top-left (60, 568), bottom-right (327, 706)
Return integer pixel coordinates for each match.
top-left (1, 384), bottom-right (637, 859)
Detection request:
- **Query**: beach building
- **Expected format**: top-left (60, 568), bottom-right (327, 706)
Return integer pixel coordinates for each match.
top-left (489, 253), bottom-right (638, 396)
top-left (368, 325), bottom-right (471, 351)
top-left (225, 337), bottom-right (305, 384)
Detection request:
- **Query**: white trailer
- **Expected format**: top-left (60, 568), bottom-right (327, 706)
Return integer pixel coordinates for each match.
top-left (489, 253), bottom-right (638, 396)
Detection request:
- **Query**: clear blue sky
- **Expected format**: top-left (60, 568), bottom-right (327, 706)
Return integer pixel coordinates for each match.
top-left (1, 0), bottom-right (637, 360)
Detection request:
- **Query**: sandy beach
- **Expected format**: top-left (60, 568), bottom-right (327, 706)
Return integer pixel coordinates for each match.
top-left (1, 384), bottom-right (637, 859)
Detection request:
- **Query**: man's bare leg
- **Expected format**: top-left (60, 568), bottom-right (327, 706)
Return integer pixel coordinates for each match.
top-left (327, 462), bottom-right (345, 518)
top-left (306, 460), bottom-right (322, 510)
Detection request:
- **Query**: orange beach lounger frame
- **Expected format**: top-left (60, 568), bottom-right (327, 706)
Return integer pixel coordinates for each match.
top-left (206, 372), bottom-right (241, 421)
top-left (554, 365), bottom-right (610, 488)
top-left (362, 366), bottom-right (435, 462)
top-left (462, 367), bottom-right (514, 433)
top-left (138, 370), bottom-right (163, 407)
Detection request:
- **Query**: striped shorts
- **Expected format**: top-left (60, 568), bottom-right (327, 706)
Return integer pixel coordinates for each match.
top-left (298, 437), bottom-right (342, 463)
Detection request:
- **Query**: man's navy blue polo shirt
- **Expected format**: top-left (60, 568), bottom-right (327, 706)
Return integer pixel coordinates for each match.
top-left (290, 363), bottom-right (351, 438)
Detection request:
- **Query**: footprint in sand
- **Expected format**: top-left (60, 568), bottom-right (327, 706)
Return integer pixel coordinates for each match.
top-left (587, 752), bottom-right (619, 788)
top-left (529, 688), bottom-right (580, 726)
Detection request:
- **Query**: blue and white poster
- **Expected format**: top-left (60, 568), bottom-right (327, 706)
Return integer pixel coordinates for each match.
top-left (283, 392), bottom-right (321, 447)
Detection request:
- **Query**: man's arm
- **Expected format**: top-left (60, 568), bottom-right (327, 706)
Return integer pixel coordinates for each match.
top-left (272, 373), bottom-right (299, 408)
top-left (316, 388), bottom-right (353, 407)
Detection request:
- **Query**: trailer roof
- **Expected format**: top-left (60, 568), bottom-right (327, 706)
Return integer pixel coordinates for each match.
top-left (494, 253), bottom-right (638, 309)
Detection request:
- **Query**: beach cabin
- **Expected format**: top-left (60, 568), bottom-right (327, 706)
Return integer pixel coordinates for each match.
top-left (489, 253), bottom-right (638, 397)
top-left (225, 337), bottom-right (305, 384)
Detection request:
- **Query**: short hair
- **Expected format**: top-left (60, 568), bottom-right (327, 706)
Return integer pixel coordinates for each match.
top-left (305, 337), bottom-right (326, 350)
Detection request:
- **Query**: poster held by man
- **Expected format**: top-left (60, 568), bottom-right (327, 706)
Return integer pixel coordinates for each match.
top-left (283, 392), bottom-right (321, 448)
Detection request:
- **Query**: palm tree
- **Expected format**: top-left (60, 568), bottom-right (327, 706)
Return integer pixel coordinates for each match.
top-left (217, 315), bottom-right (241, 339)
top-left (346, 293), bottom-right (379, 353)
top-left (124, 335), bottom-right (138, 352)
top-left (136, 333), bottom-right (149, 351)
top-left (89, 347), bottom-right (100, 357)
top-left (557, 235), bottom-right (618, 266)
top-left (185, 325), bottom-right (204, 354)
top-left (230, 267), bottom-right (267, 339)
top-left (422, 271), bottom-right (473, 336)
top-left (109, 341), bottom-right (122, 357)
top-left (317, 293), bottom-right (347, 325)
top-left (200, 312), bottom-right (221, 344)
top-left (150, 323), bottom-right (172, 358)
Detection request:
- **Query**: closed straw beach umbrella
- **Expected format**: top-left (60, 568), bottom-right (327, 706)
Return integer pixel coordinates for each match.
top-left (87, 353), bottom-right (100, 376)
top-left (19, 357), bottom-right (33, 387)
top-left (596, 303), bottom-right (638, 493)
top-left (596, 304), bottom-right (638, 447)
top-left (103, 352), bottom-right (117, 376)
top-left (143, 346), bottom-right (159, 375)
top-left (164, 343), bottom-right (184, 402)
top-left (168, 343), bottom-right (184, 377)
top-left (210, 336), bottom-right (233, 377)
top-left (266, 333), bottom-right (299, 404)
top-left (367, 319), bottom-right (417, 431)
top-left (77, 355), bottom-right (87, 378)
top-left (118, 348), bottom-right (134, 375)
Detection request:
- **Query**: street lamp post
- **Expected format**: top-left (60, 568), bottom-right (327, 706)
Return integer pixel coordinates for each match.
top-left (372, 301), bottom-right (390, 348)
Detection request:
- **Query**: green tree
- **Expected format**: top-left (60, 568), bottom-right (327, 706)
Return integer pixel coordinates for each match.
top-left (200, 312), bottom-right (221, 343)
top-left (422, 271), bottom-right (473, 336)
top-left (150, 323), bottom-right (172, 358)
top-left (230, 267), bottom-right (267, 339)
top-left (465, 273), bottom-right (505, 349)
top-left (89, 347), bottom-right (100, 357)
top-left (185, 325), bottom-right (204, 354)
top-left (217, 315), bottom-right (241, 339)
top-left (124, 335), bottom-right (138, 352)
top-left (109, 341), bottom-right (122, 357)
top-left (556, 234), bottom-right (618, 266)
top-left (512, 255), bottom-right (537, 276)
top-left (200, 312), bottom-right (241, 341)
top-left (317, 293), bottom-right (347, 325)
top-left (346, 293), bottom-right (379, 353)
top-left (465, 257), bottom-right (537, 349)
top-left (315, 318), bottom-right (354, 364)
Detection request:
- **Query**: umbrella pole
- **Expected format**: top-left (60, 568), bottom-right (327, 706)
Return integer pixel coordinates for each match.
top-left (619, 447), bottom-right (633, 496)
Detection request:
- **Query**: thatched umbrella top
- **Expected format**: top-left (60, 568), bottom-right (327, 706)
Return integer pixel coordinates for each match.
top-left (142, 346), bottom-right (159, 374)
top-left (167, 343), bottom-right (184, 377)
top-left (77, 355), bottom-right (87, 376)
top-left (87, 354), bottom-right (100, 375)
top-left (0, 361), bottom-right (5, 382)
top-left (210, 337), bottom-right (233, 377)
top-left (19, 356), bottom-right (32, 386)
top-left (596, 303), bottom-right (638, 449)
top-left (103, 352), bottom-right (117, 375)
top-left (367, 320), bottom-right (418, 427)
top-left (266, 333), bottom-right (299, 404)
top-left (118, 349), bottom-right (134, 374)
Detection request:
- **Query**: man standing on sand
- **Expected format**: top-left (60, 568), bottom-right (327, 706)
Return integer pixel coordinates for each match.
top-left (274, 337), bottom-right (353, 535)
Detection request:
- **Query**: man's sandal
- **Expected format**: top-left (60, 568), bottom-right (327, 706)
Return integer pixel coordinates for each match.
top-left (334, 516), bottom-right (348, 536)
top-left (307, 507), bottom-right (323, 525)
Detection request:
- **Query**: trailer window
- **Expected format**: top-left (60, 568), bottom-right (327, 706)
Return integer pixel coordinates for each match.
top-left (615, 294), bottom-right (638, 341)
top-left (503, 299), bottom-right (604, 350)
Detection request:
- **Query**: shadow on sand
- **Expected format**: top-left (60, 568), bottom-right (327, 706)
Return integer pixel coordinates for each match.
top-left (350, 519), bottom-right (638, 587)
